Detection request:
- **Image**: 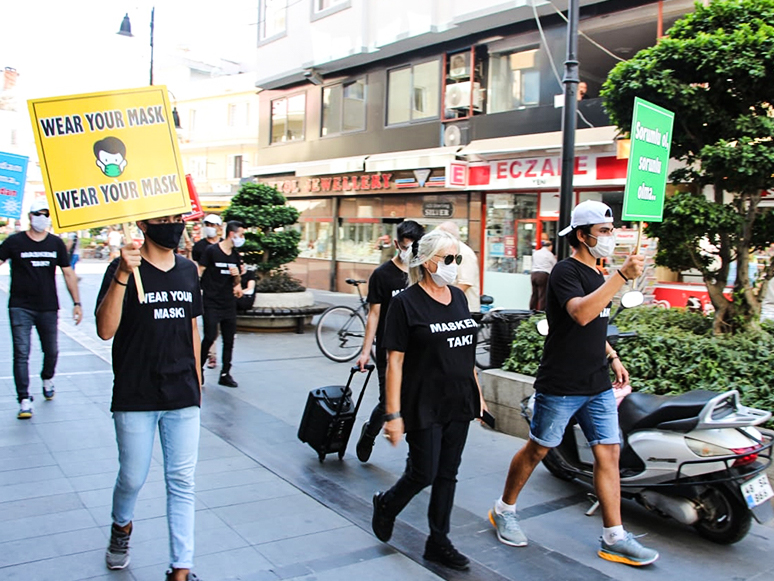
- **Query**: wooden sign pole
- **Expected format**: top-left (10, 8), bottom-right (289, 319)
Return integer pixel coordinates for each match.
top-left (122, 223), bottom-right (145, 303)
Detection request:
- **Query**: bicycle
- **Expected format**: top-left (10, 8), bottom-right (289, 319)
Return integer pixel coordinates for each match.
top-left (474, 295), bottom-right (495, 370)
top-left (315, 278), bottom-right (376, 363)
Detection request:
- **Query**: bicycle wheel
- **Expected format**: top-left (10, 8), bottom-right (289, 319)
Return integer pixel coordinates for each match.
top-left (316, 306), bottom-right (366, 362)
top-left (475, 319), bottom-right (493, 369)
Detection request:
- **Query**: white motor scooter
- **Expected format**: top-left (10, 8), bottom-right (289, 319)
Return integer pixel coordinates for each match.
top-left (524, 292), bottom-right (774, 544)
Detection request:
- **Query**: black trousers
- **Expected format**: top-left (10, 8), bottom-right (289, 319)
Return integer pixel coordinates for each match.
top-left (364, 360), bottom-right (387, 439)
top-left (530, 271), bottom-right (550, 311)
top-left (200, 311), bottom-right (236, 374)
top-left (381, 420), bottom-right (470, 544)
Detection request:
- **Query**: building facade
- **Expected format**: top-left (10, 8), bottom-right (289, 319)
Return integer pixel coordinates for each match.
top-left (250, 0), bottom-right (695, 306)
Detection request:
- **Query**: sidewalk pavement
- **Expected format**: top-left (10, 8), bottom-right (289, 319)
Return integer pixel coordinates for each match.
top-left (0, 261), bottom-right (773, 581)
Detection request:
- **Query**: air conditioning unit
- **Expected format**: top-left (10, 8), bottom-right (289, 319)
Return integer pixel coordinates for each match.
top-left (449, 52), bottom-right (470, 79)
top-left (445, 82), bottom-right (483, 112)
top-left (442, 122), bottom-right (470, 147)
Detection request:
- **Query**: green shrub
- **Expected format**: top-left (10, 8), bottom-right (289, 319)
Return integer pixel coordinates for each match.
top-left (503, 307), bottom-right (774, 427)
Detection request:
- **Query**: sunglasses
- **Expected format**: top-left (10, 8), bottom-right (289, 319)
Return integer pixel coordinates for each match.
top-left (434, 254), bottom-right (462, 266)
top-left (31, 210), bottom-right (50, 217)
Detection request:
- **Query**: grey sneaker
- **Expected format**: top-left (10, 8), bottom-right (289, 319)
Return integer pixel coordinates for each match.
top-left (599, 532), bottom-right (659, 566)
top-left (488, 506), bottom-right (527, 547)
top-left (106, 522), bottom-right (131, 570)
top-left (43, 379), bottom-right (55, 400)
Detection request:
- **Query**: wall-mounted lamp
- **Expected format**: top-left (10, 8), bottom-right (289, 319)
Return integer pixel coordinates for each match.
top-left (303, 69), bottom-right (324, 86)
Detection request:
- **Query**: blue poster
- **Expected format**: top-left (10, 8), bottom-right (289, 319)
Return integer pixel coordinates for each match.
top-left (0, 151), bottom-right (29, 220)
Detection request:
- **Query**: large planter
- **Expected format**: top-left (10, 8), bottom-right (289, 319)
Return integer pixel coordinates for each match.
top-left (251, 290), bottom-right (315, 309)
top-left (237, 290), bottom-right (318, 331)
top-left (480, 369), bottom-right (534, 440)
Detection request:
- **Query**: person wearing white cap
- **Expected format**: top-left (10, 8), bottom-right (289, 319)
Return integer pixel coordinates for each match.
top-left (192, 215), bottom-right (222, 369)
top-left (488, 200), bottom-right (659, 566)
top-left (0, 198), bottom-right (83, 419)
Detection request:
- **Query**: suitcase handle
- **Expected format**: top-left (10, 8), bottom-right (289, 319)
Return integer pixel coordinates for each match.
top-left (351, 363), bottom-right (375, 374)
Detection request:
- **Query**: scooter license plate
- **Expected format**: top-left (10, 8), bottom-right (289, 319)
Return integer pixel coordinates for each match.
top-left (740, 473), bottom-right (774, 509)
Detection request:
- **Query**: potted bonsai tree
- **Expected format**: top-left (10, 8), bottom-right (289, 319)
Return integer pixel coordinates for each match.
top-left (222, 182), bottom-right (313, 312)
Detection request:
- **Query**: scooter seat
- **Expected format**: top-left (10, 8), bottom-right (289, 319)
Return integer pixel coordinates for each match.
top-left (618, 390), bottom-right (717, 434)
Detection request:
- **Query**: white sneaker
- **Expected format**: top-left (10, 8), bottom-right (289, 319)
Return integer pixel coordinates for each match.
top-left (18, 398), bottom-right (33, 419)
top-left (43, 379), bottom-right (55, 400)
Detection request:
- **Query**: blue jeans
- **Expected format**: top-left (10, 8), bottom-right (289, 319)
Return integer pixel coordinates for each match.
top-left (112, 407), bottom-right (200, 570)
top-left (530, 390), bottom-right (620, 448)
top-left (9, 308), bottom-right (59, 402)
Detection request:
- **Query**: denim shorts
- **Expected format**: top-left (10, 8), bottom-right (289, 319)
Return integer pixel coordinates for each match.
top-left (529, 389), bottom-right (620, 448)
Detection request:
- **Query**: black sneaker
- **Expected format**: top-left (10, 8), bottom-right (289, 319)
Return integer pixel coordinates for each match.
top-left (105, 522), bottom-right (132, 570)
top-left (356, 422), bottom-right (375, 463)
top-left (218, 373), bottom-right (238, 388)
top-left (372, 492), bottom-right (395, 542)
top-left (423, 538), bottom-right (470, 571)
top-left (165, 570), bottom-right (202, 581)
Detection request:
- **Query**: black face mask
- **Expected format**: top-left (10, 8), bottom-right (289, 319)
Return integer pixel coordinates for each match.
top-left (143, 222), bottom-right (185, 249)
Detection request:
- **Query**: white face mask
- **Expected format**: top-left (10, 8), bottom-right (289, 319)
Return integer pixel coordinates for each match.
top-left (585, 234), bottom-right (615, 259)
top-left (430, 261), bottom-right (458, 287)
top-left (203, 226), bottom-right (218, 239)
top-left (30, 215), bottom-right (51, 233)
top-left (399, 246), bottom-right (412, 264)
top-left (232, 236), bottom-right (245, 248)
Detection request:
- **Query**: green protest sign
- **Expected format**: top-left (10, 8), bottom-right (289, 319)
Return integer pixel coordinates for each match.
top-left (622, 97), bottom-right (675, 222)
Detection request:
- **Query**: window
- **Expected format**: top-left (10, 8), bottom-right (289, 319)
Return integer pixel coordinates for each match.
top-left (229, 155), bottom-right (243, 179)
top-left (322, 79), bottom-right (365, 136)
top-left (189, 157), bottom-right (207, 180)
top-left (260, 0), bottom-right (286, 41)
top-left (228, 103), bottom-right (249, 127)
top-left (488, 48), bottom-right (541, 113)
top-left (188, 109), bottom-right (197, 131)
top-left (271, 94), bottom-right (306, 144)
top-left (315, 0), bottom-right (347, 11)
top-left (387, 60), bottom-right (440, 125)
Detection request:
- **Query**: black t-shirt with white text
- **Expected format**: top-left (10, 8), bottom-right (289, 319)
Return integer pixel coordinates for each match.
top-left (199, 243), bottom-right (242, 316)
top-left (0, 232), bottom-right (69, 311)
top-left (534, 257), bottom-right (612, 396)
top-left (96, 256), bottom-right (203, 412)
top-left (383, 284), bottom-right (480, 432)
top-left (366, 259), bottom-right (408, 368)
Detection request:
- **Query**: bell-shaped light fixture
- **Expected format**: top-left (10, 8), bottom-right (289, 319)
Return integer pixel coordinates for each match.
top-left (117, 14), bottom-right (133, 37)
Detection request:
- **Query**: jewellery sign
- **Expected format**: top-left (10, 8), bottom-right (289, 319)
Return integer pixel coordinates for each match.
top-left (622, 97), bottom-right (674, 222)
top-left (27, 86), bottom-right (190, 232)
top-left (0, 151), bottom-right (28, 220)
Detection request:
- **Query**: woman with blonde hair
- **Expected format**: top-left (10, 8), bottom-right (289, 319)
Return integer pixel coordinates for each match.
top-left (371, 228), bottom-right (485, 571)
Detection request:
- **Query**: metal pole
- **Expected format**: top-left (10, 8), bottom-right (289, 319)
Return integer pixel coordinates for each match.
top-left (149, 7), bottom-right (155, 85)
top-left (557, 0), bottom-right (580, 260)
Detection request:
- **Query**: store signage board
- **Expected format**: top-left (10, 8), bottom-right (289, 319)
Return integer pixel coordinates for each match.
top-left (622, 97), bottom-right (674, 222)
top-left (0, 151), bottom-right (29, 220)
top-left (446, 161), bottom-right (468, 188)
top-left (182, 175), bottom-right (204, 222)
top-left (28, 86), bottom-right (190, 233)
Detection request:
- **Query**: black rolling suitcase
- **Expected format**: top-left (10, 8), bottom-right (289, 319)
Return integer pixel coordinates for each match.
top-left (298, 364), bottom-right (374, 462)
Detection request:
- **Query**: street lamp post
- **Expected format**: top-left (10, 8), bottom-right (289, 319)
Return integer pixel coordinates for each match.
top-left (117, 7), bottom-right (155, 87)
top-left (557, 0), bottom-right (580, 260)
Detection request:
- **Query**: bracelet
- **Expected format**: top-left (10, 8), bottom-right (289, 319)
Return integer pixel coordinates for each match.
top-left (113, 276), bottom-right (128, 287)
top-left (73, 302), bottom-right (81, 306)
top-left (383, 411), bottom-right (402, 422)
top-left (607, 351), bottom-right (618, 360)
top-left (617, 270), bottom-right (629, 282)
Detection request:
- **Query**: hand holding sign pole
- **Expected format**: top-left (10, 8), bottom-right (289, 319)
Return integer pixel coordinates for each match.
top-left (622, 97), bottom-right (675, 280)
top-left (27, 86), bottom-right (191, 304)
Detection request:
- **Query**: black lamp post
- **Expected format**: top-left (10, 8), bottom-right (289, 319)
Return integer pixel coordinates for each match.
top-left (118, 8), bottom-right (180, 129)
top-left (557, 0), bottom-right (580, 260)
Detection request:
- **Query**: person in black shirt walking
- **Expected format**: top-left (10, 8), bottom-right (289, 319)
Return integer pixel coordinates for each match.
top-left (0, 199), bottom-right (82, 419)
top-left (198, 220), bottom-right (245, 388)
top-left (96, 213), bottom-right (204, 581)
top-left (192, 214), bottom-right (222, 370)
top-left (371, 229), bottom-right (485, 571)
top-left (488, 200), bottom-right (658, 567)
top-left (355, 219), bottom-right (424, 463)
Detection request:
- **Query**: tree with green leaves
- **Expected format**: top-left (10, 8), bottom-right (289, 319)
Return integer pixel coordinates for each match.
top-left (222, 182), bottom-right (301, 275)
top-left (601, 0), bottom-right (774, 334)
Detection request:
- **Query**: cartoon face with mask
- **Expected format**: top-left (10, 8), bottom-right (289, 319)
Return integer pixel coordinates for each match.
top-left (93, 136), bottom-right (128, 178)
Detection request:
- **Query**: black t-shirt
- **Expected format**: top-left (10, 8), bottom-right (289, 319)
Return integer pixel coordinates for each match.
top-left (0, 232), bottom-right (70, 311)
top-left (383, 284), bottom-right (480, 432)
top-left (192, 238), bottom-right (218, 263)
top-left (366, 259), bottom-right (408, 367)
top-left (534, 257), bottom-right (612, 396)
top-left (199, 243), bottom-right (242, 316)
top-left (236, 270), bottom-right (256, 311)
top-left (96, 256), bottom-right (203, 412)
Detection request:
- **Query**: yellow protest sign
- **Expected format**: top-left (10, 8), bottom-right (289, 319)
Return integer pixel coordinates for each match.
top-left (28, 86), bottom-right (191, 233)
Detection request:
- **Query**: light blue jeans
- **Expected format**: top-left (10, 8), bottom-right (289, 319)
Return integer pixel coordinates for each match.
top-left (112, 406), bottom-right (200, 570)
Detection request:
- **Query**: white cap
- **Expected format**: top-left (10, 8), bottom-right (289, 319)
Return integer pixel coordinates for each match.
top-left (558, 200), bottom-right (613, 236)
top-left (203, 214), bottom-right (222, 225)
top-left (29, 198), bottom-right (50, 213)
